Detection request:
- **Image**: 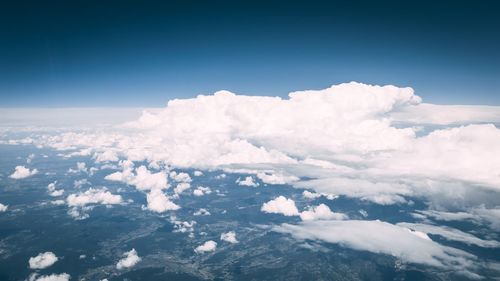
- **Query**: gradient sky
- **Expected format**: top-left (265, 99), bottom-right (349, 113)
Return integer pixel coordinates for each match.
top-left (1, 0), bottom-right (499, 106)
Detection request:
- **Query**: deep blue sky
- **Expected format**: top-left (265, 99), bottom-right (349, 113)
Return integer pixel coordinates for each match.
top-left (1, 0), bottom-right (499, 106)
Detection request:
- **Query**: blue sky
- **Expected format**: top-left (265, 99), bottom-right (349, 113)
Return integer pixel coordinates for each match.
top-left (1, 0), bottom-right (499, 106)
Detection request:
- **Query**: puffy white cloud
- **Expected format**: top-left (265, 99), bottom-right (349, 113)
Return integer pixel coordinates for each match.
top-left (29, 252), bottom-right (58, 269)
top-left (299, 204), bottom-right (347, 221)
top-left (193, 186), bottom-right (212, 196)
top-left (193, 170), bottom-right (203, 176)
top-left (236, 176), bottom-right (259, 187)
top-left (0, 203), bottom-right (8, 212)
top-left (174, 182), bottom-right (191, 195)
top-left (169, 171), bottom-right (192, 183)
top-left (5, 82), bottom-right (500, 212)
top-left (47, 182), bottom-right (64, 197)
top-left (9, 165), bottom-right (38, 179)
top-left (146, 189), bottom-right (179, 213)
top-left (194, 240), bottom-right (217, 253)
top-left (220, 231), bottom-right (238, 244)
top-left (29, 273), bottom-right (70, 281)
top-left (274, 220), bottom-right (480, 277)
top-left (261, 196), bottom-right (299, 216)
top-left (105, 163), bottom-right (168, 191)
top-left (302, 190), bottom-right (337, 200)
top-left (67, 188), bottom-right (122, 207)
top-left (116, 248), bottom-right (141, 269)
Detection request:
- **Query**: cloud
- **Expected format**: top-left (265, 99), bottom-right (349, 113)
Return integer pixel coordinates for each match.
top-left (173, 182), bottom-right (191, 195)
top-left (146, 189), bottom-right (180, 213)
top-left (67, 188), bottom-right (122, 207)
top-left (116, 248), bottom-right (141, 269)
top-left (220, 231), bottom-right (238, 244)
top-left (261, 196), bottom-right (299, 216)
top-left (194, 240), bottom-right (217, 253)
top-left (397, 222), bottom-right (500, 248)
top-left (0, 203), bottom-right (8, 212)
top-left (29, 273), bottom-right (70, 281)
top-left (193, 170), bottom-right (203, 176)
top-left (105, 162), bottom-right (168, 191)
top-left (299, 204), bottom-right (347, 221)
top-left (47, 182), bottom-right (64, 197)
top-left (193, 186), bottom-right (211, 196)
top-left (29, 252), bottom-right (58, 269)
top-left (9, 165), bottom-right (38, 179)
top-left (273, 220), bottom-right (480, 277)
top-left (193, 208), bottom-right (211, 216)
top-left (236, 176), bottom-right (259, 187)
top-left (169, 171), bottom-right (192, 183)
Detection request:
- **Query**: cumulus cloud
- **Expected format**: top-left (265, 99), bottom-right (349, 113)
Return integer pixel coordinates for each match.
top-left (274, 220), bottom-right (480, 277)
top-left (146, 189), bottom-right (179, 213)
top-left (0, 203), bottom-right (8, 212)
top-left (193, 186), bottom-right (212, 196)
top-left (67, 188), bottom-right (122, 207)
top-left (236, 176), bottom-right (259, 187)
top-left (9, 165), bottom-right (38, 179)
top-left (173, 182), bottom-right (191, 195)
top-left (195, 240), bottom-right (217, 253)
top-left (29, 252), bottom-right (58, 269)
top-left (116, 248), bottom-right (141, 269)
top-left (299, 204), bottom-right (347, 221)
top-left (220, 231), bottom-right (238, 244)
top-left (261, 196), bottom-right (300, 216)
top-left (169, 171), bottom-right (192, 183)
top-left (47, 182), bottom-right (64, 197)
top-left (105, 162), bottom-right (168, 191)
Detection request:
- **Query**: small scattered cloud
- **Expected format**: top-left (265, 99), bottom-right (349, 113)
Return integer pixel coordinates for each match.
top-left (193, 186), bottom-right (211, 196)
top-left (195, 240), bottom-right (217, 253)
top-left (116, 248), bottom-right (141, 270)
top-left (146, 189), bottom-right (179, 213)
top-left (29, 252), bottom-right (58, 269)
top-left (0, 203), bottom-right (8, 212)
top-left (261, 196), bottom-right (300, 216)
top-left (220, 231), bottom-right (238, 244)
top-left (29, 273), bottom-right (70, 281)
top-left (9, 165), bottom-right (38, 179)
top-left (236, 176), bottom-right (259, 187)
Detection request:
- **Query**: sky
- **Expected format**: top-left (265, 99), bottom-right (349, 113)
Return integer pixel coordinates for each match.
top-left (1, 0), bottom-right (499, 107)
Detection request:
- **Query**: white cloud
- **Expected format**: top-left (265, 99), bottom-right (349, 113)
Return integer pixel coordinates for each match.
top-left (236, 176), bottom-right (259, 187)
top-left (299, 204), bottom-right (347, 221)
top-left (29, 273), bottom-right (70, 281)
top-left (397, 222), bottom-right (500, 248)
top-left (193, 170), bottom-right (203, 176)
top-left (302, 190), bottom-right (337, 200)
top-left (47, 182), bottom-right (64, 197)
top-left (67, 188), bottom-right (122, 207)
top-left (220, 231), bottom-right (238, 244)
top-left (194, 240), bottom-right (217, 253)
top-left (0, 203), bottom-right (8, 212)
top-left (146, 189), bottom-right (179, 213)
top-left (261, 196), bottom-right (299, 216)
top-left (169, 171), bottom-right (192, 183)
top-left (193, 208), bottom-right (211, 216)
top-left (193, 186), bottom-right (212, 196)
top-left (274, 220), bottom-right (480, 277)
top-left (174, 182), bottom-right (191, 195)
top-left (256, 172), bottom-right (299, 185)
top-left (116, 248), bottom-right (141, 269)
top-left (29, 252), bottom-right (58, 269)
top-left (9, 165), bottom-right (38, 179)
top-left (105, 163), bottom-right (168, 191)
